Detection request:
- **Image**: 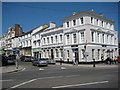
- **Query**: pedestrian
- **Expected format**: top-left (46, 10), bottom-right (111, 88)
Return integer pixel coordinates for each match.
top-left (60, 58), bottom-right (62, 65)
top-left (101, 56), bottom-right (104, 64)
top-left (16, 54), bottom-right (20, 69)
top-left (114, 56), bottom-right (117, 64)
top-left (73, 59), bottom-right (76, 65)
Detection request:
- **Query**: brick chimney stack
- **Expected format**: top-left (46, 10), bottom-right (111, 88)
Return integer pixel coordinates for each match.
top-left (14, 24), bottom-right (23, 36)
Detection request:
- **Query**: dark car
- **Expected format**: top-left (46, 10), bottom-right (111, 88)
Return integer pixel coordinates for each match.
top-left (32, 58), bottom-right (48, 67)
top-left (0, 55), bottom-right (8, 66)
top-left (7, 55), bottom-right (16, 65)
top-left (20, 56), bottom-right (34, 62)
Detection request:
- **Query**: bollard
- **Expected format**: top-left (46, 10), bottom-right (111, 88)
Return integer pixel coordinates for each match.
top-left (93, 58), bottom-right (95, 67)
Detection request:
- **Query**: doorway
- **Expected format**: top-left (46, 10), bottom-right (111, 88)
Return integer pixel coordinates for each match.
top-left (51, 49), bottom-right (54, 59)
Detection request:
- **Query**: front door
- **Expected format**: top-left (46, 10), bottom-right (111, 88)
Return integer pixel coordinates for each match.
top-left (73, 48), bottom-right (79, 64)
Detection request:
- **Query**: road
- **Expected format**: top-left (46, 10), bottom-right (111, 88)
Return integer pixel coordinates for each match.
top-left (2, 61), bottom-right (118, 89)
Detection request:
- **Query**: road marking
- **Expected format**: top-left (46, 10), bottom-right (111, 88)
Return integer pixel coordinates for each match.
top-left (39, 68), bottom-right (44, 70)
top-left (8, 79), bottom-right (37, 89)
top-left (8, 75), bottom-right (80, 89)
top-left (52, 81), bottom-right (109, 88)
top-left (61, 67), bottom-right (66, 70)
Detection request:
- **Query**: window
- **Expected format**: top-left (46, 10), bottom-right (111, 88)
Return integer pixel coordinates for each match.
top-left (44, 38), bottom-right (46, 44)
top-left (92, 49), bottom-right (95, 59)
top-left (73, 20), bottom-right (76, 26)
top-left (67, 22), bottom-right (69, 27)
top-left (102, 34), bottom-right (104, 43)
top-left (66, 35), bottom-right (69, 44)
top-left (97, 19), bottom-right (99, 25)
top-left (60, 35), bottom-right (62, 42)
top-left (38, 40), bottom-right (40, 46)
top-left (81, 17), bottom-right (83, 24)
top-left (97, 33), bottom-right (99, 43)
top-left (51, 37), bottom-right (53, 43)
top-left (56, 49), bottom-right (58, 57)
top-left (98, 49), bottom-right (100, 60)
top-left (81, 32), bottom-right (84, 42)
top-left (91, 17), bottom-right (93, 24)
top-left (102, 21), bottom-right (104, 27)
top-left (73, 34), bottom-right (77, 43)
top-left (111, 35), bottom-right (113, 44)
top-left (47, 37), bottom-right (49, 44)
top-left (107, 35), bottom-right (108, 43)
top-left (55, 36), bottom-right (58, 43)
top-left (60, 49), bottom-right (63, 57)
top-left (91, 32), bottom-right (94, 42)
top-left (67, 50), bottom-right (69, 57)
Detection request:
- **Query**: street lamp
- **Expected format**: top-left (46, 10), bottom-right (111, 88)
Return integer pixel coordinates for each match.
top-left (84, 40), bottom-right (87, 64)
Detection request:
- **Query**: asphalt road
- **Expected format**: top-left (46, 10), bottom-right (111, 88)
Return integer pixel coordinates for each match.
top-left (2, 61), bottom-right (119, 89)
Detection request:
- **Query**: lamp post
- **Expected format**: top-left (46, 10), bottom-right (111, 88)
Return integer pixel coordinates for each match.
top-left (84, 40), bottom-right (87, 64)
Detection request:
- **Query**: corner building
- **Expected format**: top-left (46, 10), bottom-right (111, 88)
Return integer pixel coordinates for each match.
top-left (62, 10), bottom-right (118, 63)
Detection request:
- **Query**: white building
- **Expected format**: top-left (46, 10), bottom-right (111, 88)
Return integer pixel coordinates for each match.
top-left (18, 30), bottom-right (32, 56)
top-left (32, 24), bottom-right (49, 58)
top-left (11, 36), bottom-right (20, 54)
top-left (62, 10), bottom-right (118, 62)
top-left (40, 22), bottom-right (64, 61)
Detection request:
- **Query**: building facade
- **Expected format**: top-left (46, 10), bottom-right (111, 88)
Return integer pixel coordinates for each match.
top-left (18, 30), bottom-right (32, 56)
top-left (3, 24), bottom-right (23, 56)
top-left (40, 22), bottom-right (64, 61)
top-left (1, 10), bottom-right (118, 63)
top-left (32, 24), bottom-right (49, 58)
top-left (62, 10), bottom-right (118, 62)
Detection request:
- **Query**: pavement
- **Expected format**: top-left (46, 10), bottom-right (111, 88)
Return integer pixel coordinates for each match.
top-left (0, 65), bottom-right (25, 74)
top-left (56, 62), bottom-right (118, 68)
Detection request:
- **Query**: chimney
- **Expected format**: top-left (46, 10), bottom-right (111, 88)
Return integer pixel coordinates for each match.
top-left (14, 24), bottom-right (22, 36)
top-left (72, 12), bottom-right (77, 15)
top-left (50, 22), bottom-right (56, 28)
top-left (89, 9), bottom-right (94, 13)
top-left (99, 13), bottom-right (104, 17)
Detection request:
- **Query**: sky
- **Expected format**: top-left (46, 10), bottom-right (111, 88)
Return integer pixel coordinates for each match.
top-left (2, 2), bottom-right (119, 39)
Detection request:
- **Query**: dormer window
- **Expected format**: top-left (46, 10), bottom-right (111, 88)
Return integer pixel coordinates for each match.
top-left (73, 20), bottom-right (76, 26)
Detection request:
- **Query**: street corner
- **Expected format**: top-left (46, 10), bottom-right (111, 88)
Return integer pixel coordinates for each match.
top-left (1, 66), bottom-right (26, 74)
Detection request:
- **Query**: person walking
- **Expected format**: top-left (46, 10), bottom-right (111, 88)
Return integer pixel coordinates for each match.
top-left (16, 54), bottom-right (20, 69)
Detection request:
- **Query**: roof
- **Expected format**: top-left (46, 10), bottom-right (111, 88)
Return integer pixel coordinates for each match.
top-left (61, 10), bottom-right (115, 23)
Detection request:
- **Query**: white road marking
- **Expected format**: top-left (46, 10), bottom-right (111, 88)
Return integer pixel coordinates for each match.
top-left (61, 67), bottom-right (66, 69)
top-left (52, 81), bottom-right (109, 88)
top-left (8, 75), bottom-right (80, 89)
top-left (8, 79), bottom-right (37, 89)
top-left (39, 68), bottom-right (44, 70)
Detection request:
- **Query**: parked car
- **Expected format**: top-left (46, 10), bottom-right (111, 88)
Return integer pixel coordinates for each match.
top-left (32, 58), bottom-right (48, 67)
top-left (47, 58), bottom-right (56, 64)
top-left (0, 55), bottom-right (8, 66)
top-left (7, 55), bottom-right (16, 65)
top-left (20, 56), bottom-right (34, 62)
